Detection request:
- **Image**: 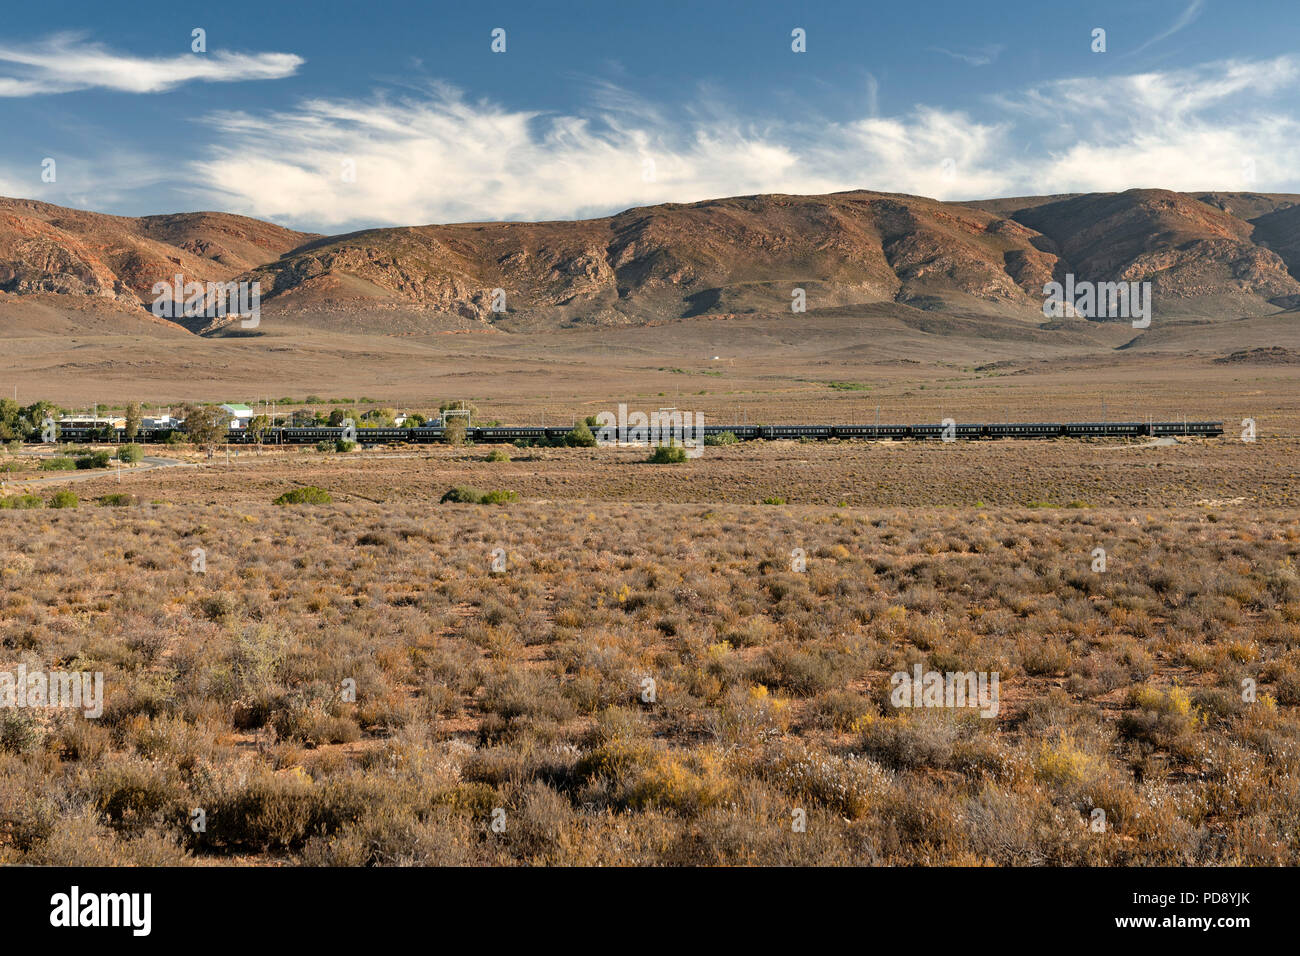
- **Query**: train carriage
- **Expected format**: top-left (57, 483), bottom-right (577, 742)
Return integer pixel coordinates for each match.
top-left (476, 427), bottom-right (549, 442)
top-left (761, 425), bottom-right (833, 440)
top-left (987, 423), bottom-right (1064, 439)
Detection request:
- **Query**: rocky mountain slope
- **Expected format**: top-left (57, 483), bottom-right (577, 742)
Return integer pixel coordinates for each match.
top-left (0, 197), bottom-right (315, 317)
top-left (1, 188), bottom-right (1297, 334)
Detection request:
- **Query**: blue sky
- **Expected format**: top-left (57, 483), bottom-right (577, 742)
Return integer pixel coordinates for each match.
top-left (2, 0), bottom-right (1298, 230)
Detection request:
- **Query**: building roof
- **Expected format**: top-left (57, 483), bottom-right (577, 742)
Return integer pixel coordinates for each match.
top-left (221, 403), bottom-right (253, 413)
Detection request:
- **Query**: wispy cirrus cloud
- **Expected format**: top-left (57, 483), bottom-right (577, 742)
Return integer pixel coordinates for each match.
top-left (1129, 0), bottom-right (1206, 56)
top-left (0, 32), bottom-right (302, 96)
top-left (185, 55), bottom-right (1300, 231)
top-left (192, 87), bottom-right (1010, 228)
top-left (928, 45), bottom-right (1004, 67)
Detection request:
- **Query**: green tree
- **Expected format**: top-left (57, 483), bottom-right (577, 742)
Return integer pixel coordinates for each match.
top-left (117, 444), bottom-right (143, 465)
top-left (0, 399), bottom-right (22, 441)
top-left (21, 401), bottom-right (56, 439)
top-left (443, 417), bottom-right (467, 445)
top-left (124, 402), bottom-right (142, 440)
top-left (180, 403), bottom-right (231, 448)
top-left (248, 414), bottom-right (272, 445)
top-left (439, 400), bottom-right (477, 422)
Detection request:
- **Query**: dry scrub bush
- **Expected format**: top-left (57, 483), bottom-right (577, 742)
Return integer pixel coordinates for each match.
top-left (0, 503), bottom-right (1296, 864)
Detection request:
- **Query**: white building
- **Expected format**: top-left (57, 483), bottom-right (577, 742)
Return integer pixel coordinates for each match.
top-left (220, 404), bottom-right (255, 429)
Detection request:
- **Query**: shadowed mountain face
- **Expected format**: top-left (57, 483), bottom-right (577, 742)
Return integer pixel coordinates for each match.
top-left (1, 188), bottom-right (1298, 334)
top-left (973, 190), bottom-right (1300, 308)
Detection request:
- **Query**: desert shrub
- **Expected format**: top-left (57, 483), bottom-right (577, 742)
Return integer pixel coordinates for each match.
top-left (1274, 670), bottom-right (1300, 706)
top-left (199, 593), bottom-right (238, 621)
top-left (715, 684), bottom-right (792, 745)
top-left (315, 441), bottom-right (334, 452)
top-left (0, 494), bottom-right (43, 509)
top-left (758, 741), bottom-right (889, 818)
top-left (270, 695), bottom-right (361, 747)
top-left (1119, 684), bottom-right (1200, 757)
top-left (201, 771), bottom-right (319, 852)
top-left (1033, 734), bottom-right (1101, 789)
top-left (440, 485), bottom-right (484, 503)
top-left (575, 709), bottom-right (657, 789)
top-left (92, 757), bottom-right (185, 829)
top-left (97, 493), bottom-right (134, 507)
top-left (762, 496), bottom-right (787, 505)
top-left (116, 444), bottom-right (143, 464)
top-left (756, 643), bottom-right (851, 696)
top-left (0, 710), bottom-right (43, 753)
top-left (509, 782), bottom-right (578, 862)
top-left (439, 486), bottom-right (518, 505)
top-left (48, 490), bottom-right (78, 509)
top-left (1022, 639), bottom-right (1071, 676)
top-left (648, 444), bottom-right (687, 464)
top-left (705, 430), bottom-right (739, 446)
top-left (480, 669), bottom-right (575, 725)
top-left (334, 439), bottom-right (357, 453)
top-left (565, 421), bottom-right (597, 447)
top-left (858, 714), bottom-right (960, 770)
top-left (576, 717), bottom-right (731, 815)
top-left (626, 749), bottom-right (732, 815)
top-left (274, 486), bottom-right (333, 505)
top-left (75, 451), bottom-right (111, 469)
top-left (485, 447), bottom-right (510, 462)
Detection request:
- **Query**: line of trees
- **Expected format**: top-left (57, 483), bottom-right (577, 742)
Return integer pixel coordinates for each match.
top-left (4, 397), bottom-right (462, 448)
top-left (0, 400), bottom-right (58, 442)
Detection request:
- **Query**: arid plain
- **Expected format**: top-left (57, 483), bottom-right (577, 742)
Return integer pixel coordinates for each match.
top-left (1, 298), bottom-right (1299, 866)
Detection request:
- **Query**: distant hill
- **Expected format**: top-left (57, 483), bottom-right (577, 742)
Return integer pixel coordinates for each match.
top-left (1, 188), bottom-right (1298, 335)
top-left (0, 197), bottom-right (316, 327)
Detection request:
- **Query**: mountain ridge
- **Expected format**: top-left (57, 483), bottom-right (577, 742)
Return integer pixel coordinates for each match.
top-left (2, 188), bottom-right (1298, 335)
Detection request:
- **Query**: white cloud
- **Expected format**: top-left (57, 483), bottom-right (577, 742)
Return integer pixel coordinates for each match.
top-left (192, 86), bottom-right (1014, 228)
top-left (1130, 0), bottom-right (1206, 56)
top-left (0, 33), bottom-right (302, 96)
top-left (929, 45), bottom-right (1004, 67)
top-left (188, 55), bottom-right (1300, 230)
top-left (999, 56), bottom-right (1300, 193)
